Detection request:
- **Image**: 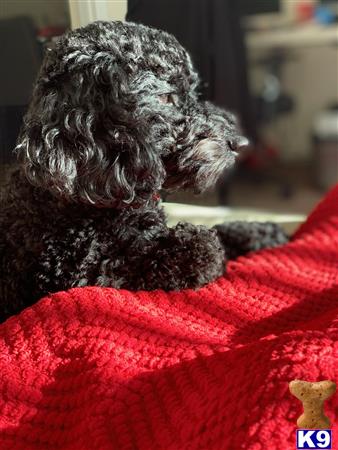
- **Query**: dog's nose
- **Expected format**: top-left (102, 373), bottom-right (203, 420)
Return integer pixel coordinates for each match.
top-left (227, 137), bottom-right (249, 153)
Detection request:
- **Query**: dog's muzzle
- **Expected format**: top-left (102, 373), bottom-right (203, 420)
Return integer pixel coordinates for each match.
top-left (227, 136), bottom-right (249, 154)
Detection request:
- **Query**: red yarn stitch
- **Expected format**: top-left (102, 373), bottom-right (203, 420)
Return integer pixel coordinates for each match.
top-left (0, 185), bottom-right (337, 449)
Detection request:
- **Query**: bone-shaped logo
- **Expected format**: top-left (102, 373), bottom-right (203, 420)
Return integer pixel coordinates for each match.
top-left (289, 380), bottom-right (336, 429)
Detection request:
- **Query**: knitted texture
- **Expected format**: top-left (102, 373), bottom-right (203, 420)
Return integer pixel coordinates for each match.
top-left (0, 186), bottom-right (337, 450)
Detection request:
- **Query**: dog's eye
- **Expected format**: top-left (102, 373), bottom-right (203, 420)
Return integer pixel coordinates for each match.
top-left (158, 94), bottom-right (176, 105)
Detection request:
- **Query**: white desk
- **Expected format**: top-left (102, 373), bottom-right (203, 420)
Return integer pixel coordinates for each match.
top-left (163, 202), bottom-right (304, 234)
top-left (246, 22), bottom-right (338, 49)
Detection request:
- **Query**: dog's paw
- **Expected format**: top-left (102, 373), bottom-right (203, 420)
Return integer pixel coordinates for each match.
top-left (214, 221), bottom-right (288, 260)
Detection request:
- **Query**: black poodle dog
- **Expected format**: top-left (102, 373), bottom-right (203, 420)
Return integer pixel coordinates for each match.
top-left (0, 21), bottom-right (287, 322)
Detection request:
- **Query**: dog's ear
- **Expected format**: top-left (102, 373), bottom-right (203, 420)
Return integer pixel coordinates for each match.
top-left (15, 45), bottom-right (165, 207)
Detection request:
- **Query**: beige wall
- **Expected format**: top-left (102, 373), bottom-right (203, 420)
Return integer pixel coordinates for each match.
top-left (248, 44), bottom-right (338, 162)
top-left (106, 1), bottom-right (127, 21)
top-left (246, 0), bottom-right (338, 162)
top-left (69, 0), bottom-right (127, 29)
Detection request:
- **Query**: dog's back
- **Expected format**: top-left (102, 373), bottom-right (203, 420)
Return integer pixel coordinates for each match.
top-left (0, 170), bottom-right (38, 319)
top-left (0, 169), bottom-right (170, 322)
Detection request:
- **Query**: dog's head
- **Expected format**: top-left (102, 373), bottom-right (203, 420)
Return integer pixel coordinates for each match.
top-left (16, 20), bottom-right (248, 207)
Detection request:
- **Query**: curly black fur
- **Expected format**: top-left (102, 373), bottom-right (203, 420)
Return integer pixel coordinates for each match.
top-left (0, 21), bottom-right (288, 322)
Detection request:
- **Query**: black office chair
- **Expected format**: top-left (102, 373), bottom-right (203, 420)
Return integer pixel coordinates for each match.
top-left (0, 16), bottom-right (42, 166)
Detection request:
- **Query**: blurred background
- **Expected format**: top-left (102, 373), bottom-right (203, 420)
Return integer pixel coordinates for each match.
top-left (0, 0), bottom-right (337, 219)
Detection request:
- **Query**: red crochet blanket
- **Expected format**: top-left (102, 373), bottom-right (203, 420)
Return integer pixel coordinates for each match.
top-left (0, 186), bottom-right (337, 450)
